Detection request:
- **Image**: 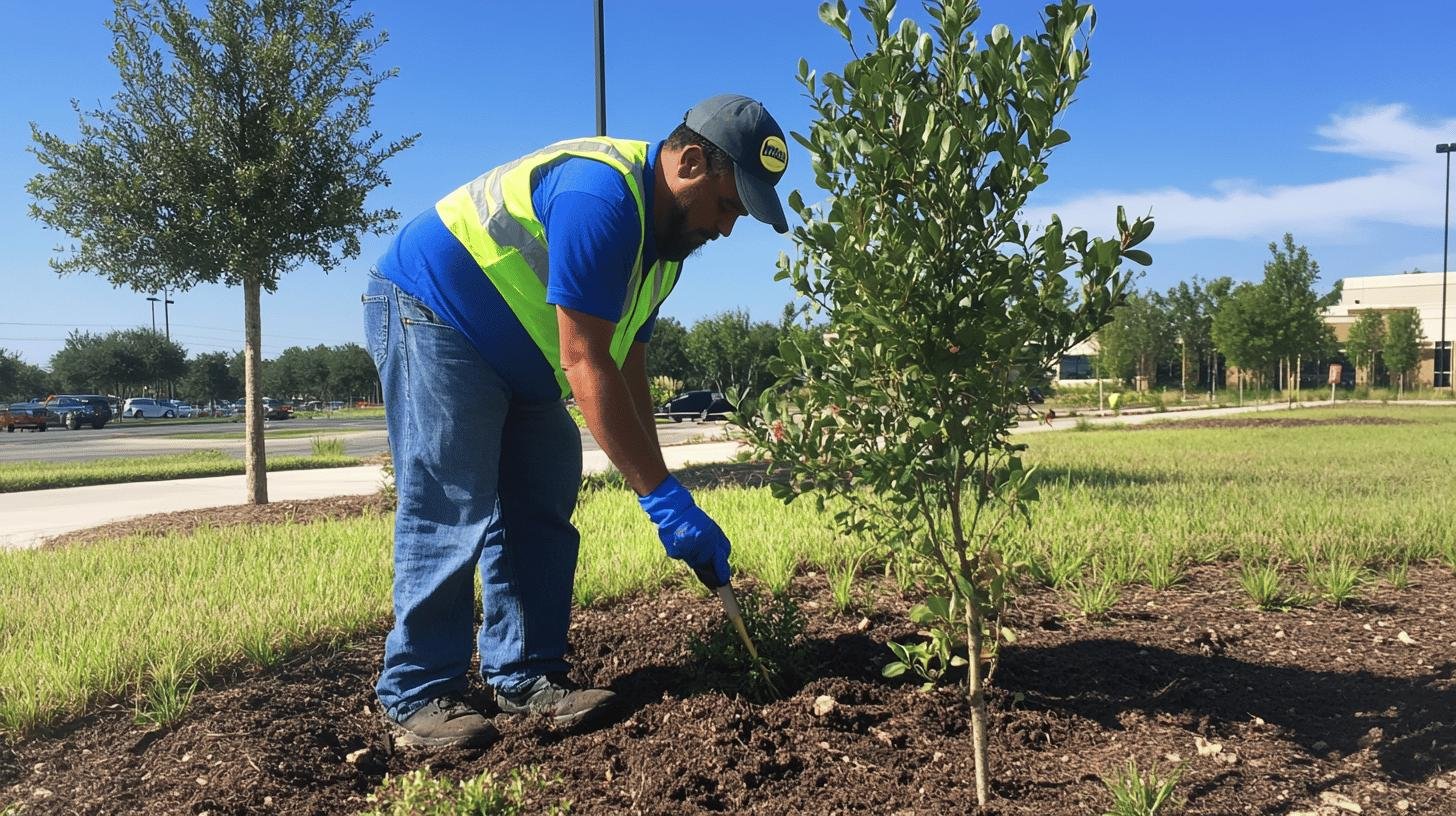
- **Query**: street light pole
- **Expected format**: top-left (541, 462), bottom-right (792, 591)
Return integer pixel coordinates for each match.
top-left (1439, 143), bottom-right (1453, 391)
top-left (146, 296), bottom-right (159, 334)
top-left (593, 0), bottom-right (606, 136)
top-left (163, 288), bottom-right (174, 342)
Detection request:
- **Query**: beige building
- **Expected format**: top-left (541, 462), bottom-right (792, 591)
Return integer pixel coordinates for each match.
top-left (1323, 271), bottom-right (1453, 387)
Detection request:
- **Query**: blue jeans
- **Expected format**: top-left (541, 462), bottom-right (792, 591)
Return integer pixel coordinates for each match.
top-left (363, 270), bottom-right (583, 722)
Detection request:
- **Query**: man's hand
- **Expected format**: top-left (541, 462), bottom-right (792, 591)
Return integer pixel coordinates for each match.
top-left (638, 475), bottom-right (732, 587)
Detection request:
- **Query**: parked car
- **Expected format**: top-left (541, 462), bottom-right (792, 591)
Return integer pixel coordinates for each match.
top-left (164, 401), bottom-right (195, 418)
top-left (656, 390), bottom-right (735, 422)
top-left (43, 394), bottom-right (113, 430)
top-left (261, 398), bottom-right (294, 420)
top-left (1, 402), bottom-right (50, 432)
top-left (121, 397), bottom-right (177, 419)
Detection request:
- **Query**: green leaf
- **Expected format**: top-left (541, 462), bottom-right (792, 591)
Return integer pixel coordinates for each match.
top-left (949, 655), bottom-right (968, 667)
top-left (882, 661), bottom-right (908, 678)
top-left (1000, 625), bottom-right (1019, 644)
top-left (1122, 249), bottom-right (1152, 266)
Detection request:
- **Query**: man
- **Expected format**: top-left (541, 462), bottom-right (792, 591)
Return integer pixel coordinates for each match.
top-left (362, 94), bottom-right (790, 748)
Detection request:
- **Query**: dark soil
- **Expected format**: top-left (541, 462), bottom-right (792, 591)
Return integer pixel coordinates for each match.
top-left (1130, 415), bottom-right (1414, 432)
top-left (4, 563), bottom-right (1454, 815)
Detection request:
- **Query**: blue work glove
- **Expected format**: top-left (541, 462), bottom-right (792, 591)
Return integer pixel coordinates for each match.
top-left (638, 475), bottom-right (732, 588)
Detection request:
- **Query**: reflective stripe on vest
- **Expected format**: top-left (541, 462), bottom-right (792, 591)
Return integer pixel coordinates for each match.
top-left (434, 137), bottom-right (680, 398)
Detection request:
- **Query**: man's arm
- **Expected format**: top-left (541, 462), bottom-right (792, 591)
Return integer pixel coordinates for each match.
top-left (622, 341), bottom-right (660, 446)
top-left (559, 306), bottom-right (669, 495)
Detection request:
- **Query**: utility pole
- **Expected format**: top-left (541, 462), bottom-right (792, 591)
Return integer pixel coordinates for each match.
top-left (147, 295), bottom-right (159, 333)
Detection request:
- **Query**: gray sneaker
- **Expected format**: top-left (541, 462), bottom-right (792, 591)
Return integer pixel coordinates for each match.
top-left (494, 674), bottom-right (619, 729)
top-left (386, 696), bottom-right (498, 749)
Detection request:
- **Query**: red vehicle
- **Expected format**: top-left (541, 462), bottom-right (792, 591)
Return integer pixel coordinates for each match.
top-left (1, 402), bottom-right (50, 432)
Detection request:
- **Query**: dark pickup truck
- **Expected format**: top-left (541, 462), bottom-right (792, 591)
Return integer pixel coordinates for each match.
top-left (1, 402), bottom-right (50, 432)
top-left (43, 394), bottom-right (113, 430)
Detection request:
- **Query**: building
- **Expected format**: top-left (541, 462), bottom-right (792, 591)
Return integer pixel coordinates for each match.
top-left (1322, 271), bottom-right (1453, 387)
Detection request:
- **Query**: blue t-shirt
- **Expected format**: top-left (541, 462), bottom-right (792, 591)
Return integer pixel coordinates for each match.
top-left (377, 141), bottom-right (668, 403)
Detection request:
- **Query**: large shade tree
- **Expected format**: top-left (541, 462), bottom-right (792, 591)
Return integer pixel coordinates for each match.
top-left (28, 0), bottom-right (416, 502)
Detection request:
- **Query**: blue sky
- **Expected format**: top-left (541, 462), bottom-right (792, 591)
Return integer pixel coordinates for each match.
top-left (3, 0), bottom-right (1455, 366)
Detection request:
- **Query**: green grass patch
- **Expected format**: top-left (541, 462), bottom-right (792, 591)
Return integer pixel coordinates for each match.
top-left (0, 450), bottom-right (361, 492)
top-left (4, 404), bottom-right (1451, 737)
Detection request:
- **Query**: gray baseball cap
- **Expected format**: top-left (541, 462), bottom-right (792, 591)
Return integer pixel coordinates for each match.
top-left (684, 94), bottom-right (790, 234)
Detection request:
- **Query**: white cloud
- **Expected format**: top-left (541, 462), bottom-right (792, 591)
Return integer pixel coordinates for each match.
top-left (1024, 104), bottom-right (1456, 242)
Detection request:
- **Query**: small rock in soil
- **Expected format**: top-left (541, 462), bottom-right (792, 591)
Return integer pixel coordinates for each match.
top-left (1397, 631), bottom-right (1417, 645)
top-left (813, 695), bottom-right (837, 717)
top-left (1195, 735), bottom-right (1223, 756)
top-left (1319, 790), bottom-right (1362, 813)
top-left (857, 617), bottom-right (871, 632)
top-left (345, 748), bottom-right (369, 764)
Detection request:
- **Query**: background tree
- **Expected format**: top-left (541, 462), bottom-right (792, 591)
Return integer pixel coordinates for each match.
top-left (1201, 276), bottom-right (1234, 395)
top-left (1344, 311), bottom-right (1386, 386)
top-left (684, 309), bottom-right (780, 394)
top-left (645, 316), bottom-right (694, 385)
top-left (1095, 291), bottom-right (1170, 389)
top-left (28, 0), bottom-right (416, 503)
top-left (0, 350), bottom-right (52, 402)
top-left (1212, 282), bottom-right (1277, 401)
top-left (329, 343), bottom-right (379, 403)
top-left (48, 329), bottom-right (185, 399)
top-left (1382, 308), bottom-right (1423, 397)
top-left (742, 0), bottom-right (1151, 804)
top-left (1260, 233), bottom-right (1330, 396)
top-left (181, 351), bottom-right (242, 408)
top-left (1166, 276), bottom-right (1224, 394)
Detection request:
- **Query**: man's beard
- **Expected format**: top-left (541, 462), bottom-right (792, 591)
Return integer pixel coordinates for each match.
top-left (656, 186), bottom-right (716, 262)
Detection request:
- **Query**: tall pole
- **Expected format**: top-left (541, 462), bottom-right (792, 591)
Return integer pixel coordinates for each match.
top-left (1440, 143), bottom-right (1452, 391)
top-left (163, 288), bottom-right (174, 341)
top-left (147, 296), bottom-right (159, 334)
top-left (593, 0), bottom-right (606, 136)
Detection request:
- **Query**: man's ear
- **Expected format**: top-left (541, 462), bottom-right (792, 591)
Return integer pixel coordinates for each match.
top-left (674, 144), bottom-right (707, 180)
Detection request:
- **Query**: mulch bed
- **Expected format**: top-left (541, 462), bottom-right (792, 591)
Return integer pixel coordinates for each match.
top-left (41, 494), bottom-right (393, 550)
top-left (3, 561), bottom-right (1453, 814)
top-left (1128, 415), bottom-right (1415, 432)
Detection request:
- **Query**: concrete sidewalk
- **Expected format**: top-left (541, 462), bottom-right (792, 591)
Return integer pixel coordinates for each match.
top-left (0, 439), bottom-right (747, 552)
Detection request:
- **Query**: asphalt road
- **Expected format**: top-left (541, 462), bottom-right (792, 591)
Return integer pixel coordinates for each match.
top-left (0, 415), bottom-right (726, 463)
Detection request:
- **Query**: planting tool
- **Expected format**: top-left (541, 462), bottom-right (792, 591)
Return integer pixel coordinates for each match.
top-left (716, 583), bottom-right (778, 695)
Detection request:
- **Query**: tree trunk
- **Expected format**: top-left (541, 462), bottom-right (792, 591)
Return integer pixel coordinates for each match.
top-left (966, 602), bottom-right (990, 807)
top-left (1180, 341), bottom-right (1188, 399)
top-left (244, 278), bottom-right (269, 504)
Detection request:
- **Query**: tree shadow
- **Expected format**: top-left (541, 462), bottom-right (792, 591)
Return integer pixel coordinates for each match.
top-left (999, 638), bottom-right (1456, 783)
top-left (1032, 465), bottom-right (1178, 489)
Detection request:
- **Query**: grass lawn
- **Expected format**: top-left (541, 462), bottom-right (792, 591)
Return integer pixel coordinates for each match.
top-left (1, 404), bottom-right (1452, 736)
top-left (0, 450), bottom-right (361, 493)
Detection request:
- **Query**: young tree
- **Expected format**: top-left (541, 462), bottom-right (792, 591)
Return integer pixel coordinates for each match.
top-left (1382, 309), bottom-right (1423, 397)
top-left (28, 0), bottom-right (415, 503)
top-left (1344, 311), bottom-right (1386, 387)
top-left (741, 1), bottom-right (1151, 804)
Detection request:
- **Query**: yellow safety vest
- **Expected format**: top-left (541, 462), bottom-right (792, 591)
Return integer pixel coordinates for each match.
top-left (434, 137), bottom-right (680, 398)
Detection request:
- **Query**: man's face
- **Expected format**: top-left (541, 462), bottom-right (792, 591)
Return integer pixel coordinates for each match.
top-left (657, 151), bottom-right (747, 262)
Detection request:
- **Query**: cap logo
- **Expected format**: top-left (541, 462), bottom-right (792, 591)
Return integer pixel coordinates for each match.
top-left (759, 136), bottom-right (788, 174)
